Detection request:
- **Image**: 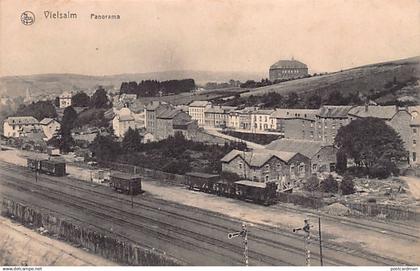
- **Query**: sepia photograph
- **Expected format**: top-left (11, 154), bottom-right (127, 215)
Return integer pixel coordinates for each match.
top-left (0, 0), bottom-right (419, 269)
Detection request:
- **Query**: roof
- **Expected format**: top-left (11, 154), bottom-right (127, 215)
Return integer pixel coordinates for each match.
top-left (157, 109), bottom-right (185, 119)
top-left (266, 139), bottom-right (335, 158)
top-left (6, 116), bottom-right (39, 125)
top-left (221, 149), bottom-right (298, 167)
top-left (185, 172), bottom-right (220, 179)
top-left (130, 100), bottom-right (145, 114)
top-left (146, 101), bottom-right (168, 111)
top-left (116, 108), bottom-right (135, 121)
top-left (270, 59), bottom-right (307, 70)
top-left (59, 91), bottom-right (72, 98)
top-left (110, 172), bottom-right (141, 180)
top-left (254, 109), bottom-right (275, 115)
top-left (39, 118), bottom-right (57, 125)
top-left (317, 106), bottom-right (353, 118)
top-left (235, 180), bottom-right (266, 188)
top-left (204, 106), bottom-right (225, 114)
top-left (271, 109), bottom-right (317, 120)
top-left (348, 105), bottom-right (399, 120)
top-left (189, 100), bottom-right (211, 107)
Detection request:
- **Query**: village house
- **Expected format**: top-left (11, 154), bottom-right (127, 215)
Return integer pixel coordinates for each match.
top-left (112, 108), bottom-right (137, 138)
top-left (39, 118), bottom-right (61, 140)
top-left (271, 109), bottom-right (317, 140)
top-left (59, 91), bottom-right (72, 108)
top-left (348, 105), bottom-right (412, 151)
top-left (251, 109), bottom-right (275, 132)
top-left (145, 101), bottom-right (173, 134)
top-left (221, 149), bottom-right (311, 190)
top-left (266, 139), bottom-right (338, 172)
top-left (316, 106), bottom-right (353, 145)
top-left (226, 107), bottom-right (258, 131)
top-left (204, 106), bottom-right (235, 128)
top-left (155, 109), bottom-right (197, 140)
top-left (188, 100), bottom-right (212, 127)
top-left (3, 116), bottom-right (40, 138)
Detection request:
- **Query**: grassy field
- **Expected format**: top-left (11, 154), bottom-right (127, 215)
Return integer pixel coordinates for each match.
top-left (241, 56), bottom-right (420, 99)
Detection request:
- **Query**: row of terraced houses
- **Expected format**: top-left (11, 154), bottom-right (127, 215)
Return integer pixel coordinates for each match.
top-left (188, 101), bottom-right (420, 166)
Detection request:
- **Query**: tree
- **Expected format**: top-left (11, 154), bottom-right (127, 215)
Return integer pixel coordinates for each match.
top-left (304, 175), bottom-right (320, 192)
top-left (326, 90), bottom-right (346, 105)
top-left (285, 92), bottom-right (299, 108)
top-left (340, 175), bottom-right (355, 195)
top-left (122, 128), bottom-right (143, 152)
top-left (57, 106), bottom-right (77, 153)
top-left (91, 87), bottom-right (109, 108)
top-left (321, 175), bottom-right (338, 193)
top-left (90, 134), bottom-right (121, 162)
top-left (306, 93), bottom-right (322, 109)
top-left (336, 149), bottom-right (347, 173)
top-left (335, 117), bottom-right (406, 178)
top-left (72, 92), bottom-right (91, 107)
top-left (15, 100), bottom-right (57, 121)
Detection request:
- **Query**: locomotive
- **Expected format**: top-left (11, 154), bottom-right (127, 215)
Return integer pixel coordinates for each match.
top-left (27, 158), bottom-right (66, 177)
top-left (185, 172), bottom-right (278, 206)
top-left (109, 172), bottom-right (143, 195)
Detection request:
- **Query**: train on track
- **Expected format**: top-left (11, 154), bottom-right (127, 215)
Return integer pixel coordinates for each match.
top-left (185, 172), bottom-right (278, 205)
top-left (109, 172), bottom-right (143, 195)
top-left (27, 158), bottom-right (66, 177)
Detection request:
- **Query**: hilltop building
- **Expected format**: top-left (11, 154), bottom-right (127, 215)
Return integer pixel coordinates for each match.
top-left (269, 58), bottom-right (308, 81)
top-left (59, 91), bottom-right (72, 108)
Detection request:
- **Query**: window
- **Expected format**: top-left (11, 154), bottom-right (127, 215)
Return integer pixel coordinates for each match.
top-left (265, 164), bottom-right (270, 171)
top-left (413, 128), bottom-right (417, 134)
top-left (239, 163), bottom-right (243, 169)
top-left (414, 140), bottom-right (417, 146)
top-left (312, 164), bottom-right (318, 171)
top-left (265, 175), bottom-right (269, 182)
top-left (277, 164), bottom-right (282, 170)
top-left (413, 152), bottom-right (417, 162)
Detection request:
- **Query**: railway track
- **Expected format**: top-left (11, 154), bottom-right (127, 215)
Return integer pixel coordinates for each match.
top-left (0, 161), bottom-right (415, 265)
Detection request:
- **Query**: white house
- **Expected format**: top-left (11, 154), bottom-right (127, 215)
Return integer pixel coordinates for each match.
top-left (251, 109), bottom-right (275, 132)
top-left (188, 100), bottom-right (212, 127)
top-left (59, 91), bottom-right (72, 108)
top-left (39, 118), bottom-right (61, 140)
top-left (3, 116), bottom-right (40, 138)
top-left (112, 108), bottom-right (139, 137)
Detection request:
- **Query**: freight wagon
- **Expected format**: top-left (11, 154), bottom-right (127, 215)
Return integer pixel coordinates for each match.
top-left (26, 158), bottom-right (66, 177)
top-left (109, 172), bottom-right (142, 195)
top-left (185, 172), bottom-right (278, 205)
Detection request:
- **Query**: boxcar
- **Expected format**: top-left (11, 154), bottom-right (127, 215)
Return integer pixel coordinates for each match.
top-left (109, 172), bottom-right (142, 195)
top-left (40, 160), bottom-right (66, 177)
top-left (234, 180), bottom-right (278, 205)
top-left (185, 172), bottom-right (220, 193)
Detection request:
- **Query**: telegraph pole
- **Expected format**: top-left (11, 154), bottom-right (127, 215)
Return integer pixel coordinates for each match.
top-left (293, 218), bottom-right (311, 266)
top-left (318, 217), bottom-right (323, 266)
top-left (228, 222), bottom-right (249, 266)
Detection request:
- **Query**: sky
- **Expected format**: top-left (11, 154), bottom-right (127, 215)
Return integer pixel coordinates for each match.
top-left (0, 0), bottom-right (419, 77)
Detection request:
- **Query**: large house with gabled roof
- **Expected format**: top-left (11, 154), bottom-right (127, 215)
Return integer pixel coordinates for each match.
top-left (221, 149), bottom-right (310, 190)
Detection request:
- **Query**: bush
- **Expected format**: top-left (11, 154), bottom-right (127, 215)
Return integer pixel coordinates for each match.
top-left (162, 159), bottom-right (191, 175)
top-left (340, 176), bottom-right (355, 195)
top-left (367, 198), bottom-right (377, 203)
top-left (304, 175), bottom-right (320, 192)
top-left (368, 160), bottom-right (399, 179)
top-left (320, 175), bottom-right (338, 193)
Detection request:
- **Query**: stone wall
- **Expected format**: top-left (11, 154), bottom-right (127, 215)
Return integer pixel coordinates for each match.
top-left (1, 198), bottom-right (181, 266)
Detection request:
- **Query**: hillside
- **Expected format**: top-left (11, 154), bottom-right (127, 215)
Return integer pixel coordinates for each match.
top-left (0, 70), bottom-right (263, 98)
top-left (241, 56), bottom-right (420, 99)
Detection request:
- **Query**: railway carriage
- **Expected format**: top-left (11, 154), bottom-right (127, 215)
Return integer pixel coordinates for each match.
top-left (185, 172), bottom-right (278, 205)
top-left (185, 172), bottom-right (220, 193)
top-left (26, 158), bottom-right (66, 177)
top-left (110, 172), bottom-right (142, 195)
top-left (40, 160), bottom-right (66, 176)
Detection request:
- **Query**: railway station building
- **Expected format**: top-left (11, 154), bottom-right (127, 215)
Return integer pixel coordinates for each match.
top-left (221, 149), bottom-right (311, 190)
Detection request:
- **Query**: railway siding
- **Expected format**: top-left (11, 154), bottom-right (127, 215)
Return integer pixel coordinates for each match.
top-left (1, 198), bottom-right (182, 266)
